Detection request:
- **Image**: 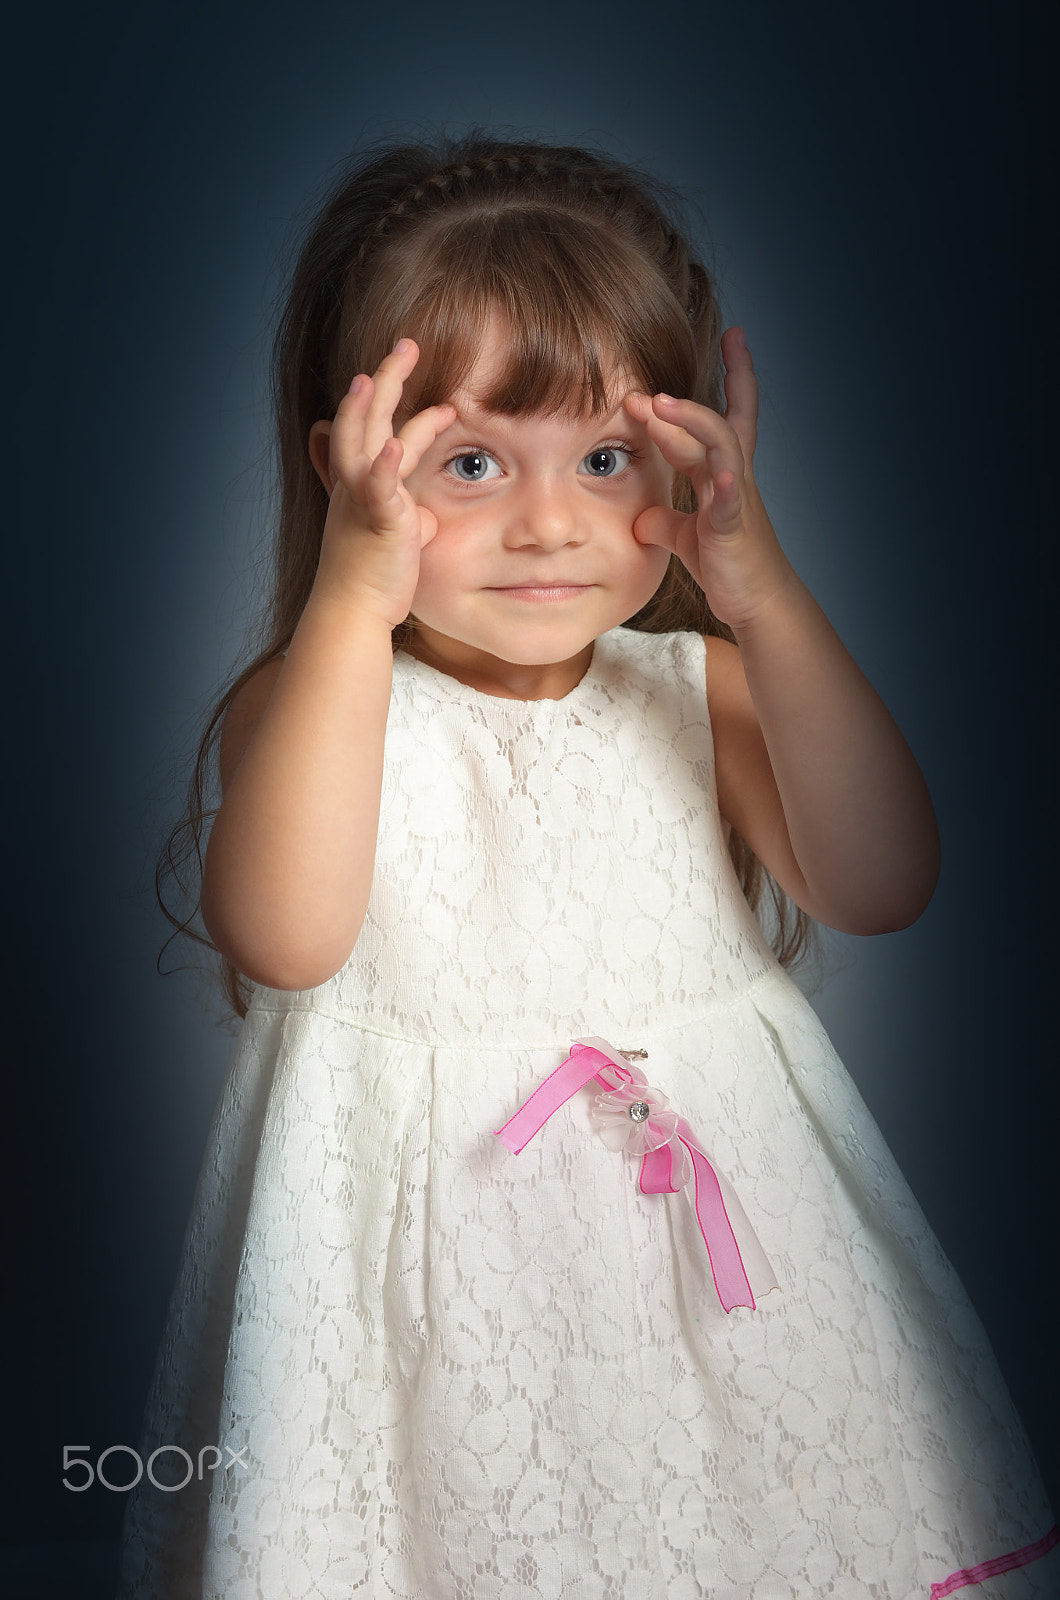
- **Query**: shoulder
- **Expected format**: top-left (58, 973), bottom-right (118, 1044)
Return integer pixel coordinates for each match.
top-left (699, 635), bottom-right (790, 862)
top-left (703, 633), bottom-right (748, 706)
top-left (701, 632), bottom-right (763, 751)
top-left (219, 656), bottom-right (285, 793)
top-left (607, 627), bottom-right (748, 703)
top-left (603, 626), bottom-right (709, 683)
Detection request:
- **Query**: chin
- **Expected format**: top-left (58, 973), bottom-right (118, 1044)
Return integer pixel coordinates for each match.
top-left (486, 618), bottom-right (607, 661)
top-left (470, 636), bottom-right (589, 669)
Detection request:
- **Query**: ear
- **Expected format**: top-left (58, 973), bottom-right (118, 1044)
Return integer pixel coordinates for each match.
top-left (308, 420), bottom-right (336, 493)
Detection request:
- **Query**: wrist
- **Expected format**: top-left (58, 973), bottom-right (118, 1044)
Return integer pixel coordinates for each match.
top-left (296, 583), bottom-right (400, 660)
top-left (720, 563), bottom-right (805, 645)
top-left (304, 570), bottom-right (410, 635)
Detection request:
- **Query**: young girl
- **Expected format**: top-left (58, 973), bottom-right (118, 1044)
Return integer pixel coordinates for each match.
top-left (120, 136), bottom-right (1056, 1598)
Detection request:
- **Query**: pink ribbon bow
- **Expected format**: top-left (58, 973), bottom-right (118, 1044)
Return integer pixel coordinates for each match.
top-left (495, 1037), bottom-right (764, 1313)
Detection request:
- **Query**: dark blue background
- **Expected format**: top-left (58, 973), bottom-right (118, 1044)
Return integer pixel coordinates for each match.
top-left (7, 0), bottom-right (1057, 1590)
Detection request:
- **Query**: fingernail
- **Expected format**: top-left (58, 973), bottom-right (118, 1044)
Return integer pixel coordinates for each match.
top-left (655, 392), bottom-right (677, 405)
top-left (349, 375), bottom-right (364, 395)
top-left (395, 338), bottom-right (411, 354)
top-left (734, 329), bottom-right (747, 348)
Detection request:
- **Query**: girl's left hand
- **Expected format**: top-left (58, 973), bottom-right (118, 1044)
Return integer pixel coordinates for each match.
top-left (626, 328), bottom-right (794, 633)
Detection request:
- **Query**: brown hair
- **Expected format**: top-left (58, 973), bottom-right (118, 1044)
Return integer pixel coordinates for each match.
top-left (158, 132), bottom-right (812, 1018)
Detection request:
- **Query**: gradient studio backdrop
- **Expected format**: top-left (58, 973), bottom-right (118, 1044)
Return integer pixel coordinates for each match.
top-left (8, 0), bottom-right (1057, 1590)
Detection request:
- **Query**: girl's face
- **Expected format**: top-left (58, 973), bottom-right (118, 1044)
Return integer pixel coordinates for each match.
top-left (402, 320), bottom-right (673, 698)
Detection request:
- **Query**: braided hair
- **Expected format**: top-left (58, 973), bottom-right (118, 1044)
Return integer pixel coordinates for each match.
top-left (160, 133), bottom-right (810, 1018)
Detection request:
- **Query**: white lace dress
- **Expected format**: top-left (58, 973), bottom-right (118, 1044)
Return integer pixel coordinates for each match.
top-left (118, 627), bottom-right (1056, 1600)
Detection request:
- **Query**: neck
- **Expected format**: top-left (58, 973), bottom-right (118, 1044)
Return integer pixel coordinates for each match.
top-left (402, 630), bottom-right (595, 701)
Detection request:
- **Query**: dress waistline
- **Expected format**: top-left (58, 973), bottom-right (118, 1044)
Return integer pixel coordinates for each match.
top-left (246, 966), bottom-right (795, 1049)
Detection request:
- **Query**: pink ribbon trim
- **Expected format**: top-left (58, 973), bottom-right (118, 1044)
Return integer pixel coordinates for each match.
top-left (495, 1042), bottom-right (757, 1314)
top-left (494, 1045), bottom-right (602, 1155)
top-left (929, 1522), bottom-right (1059, 1597)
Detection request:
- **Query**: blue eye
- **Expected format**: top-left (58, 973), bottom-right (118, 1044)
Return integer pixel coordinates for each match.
top-left (446, 450), bottom-right (501, 482)
top-left (580, 446), bottom-right (632, 478)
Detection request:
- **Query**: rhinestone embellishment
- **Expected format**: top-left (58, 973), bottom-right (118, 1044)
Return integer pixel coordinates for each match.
top-left (629, 1100), bottom-right (651, 1123)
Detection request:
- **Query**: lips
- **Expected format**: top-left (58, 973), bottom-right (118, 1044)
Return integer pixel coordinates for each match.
top-left (486, 583), bottom-right (594, 603)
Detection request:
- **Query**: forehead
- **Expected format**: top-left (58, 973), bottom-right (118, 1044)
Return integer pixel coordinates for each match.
top-left (448, 312), bottom-right (638, 419)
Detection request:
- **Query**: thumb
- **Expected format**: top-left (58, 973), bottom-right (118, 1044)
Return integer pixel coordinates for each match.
top-left (633, 505), bottom-right (688, 552)
top-left (418, 505), bottom-right (440, 547)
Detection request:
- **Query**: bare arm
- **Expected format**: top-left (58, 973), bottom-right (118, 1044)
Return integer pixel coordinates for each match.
top-left (704, 611), bottom-right (939, 934)
top-left (200, 341), bottom-right (456, 988)
top-left (628, 331), bottom-right (940, 934)
top-left (200, 602), bottom-right (395, 989)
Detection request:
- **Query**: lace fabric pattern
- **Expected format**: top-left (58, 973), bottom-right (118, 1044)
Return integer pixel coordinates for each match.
top-left (118, 629), bottom-right (1056, 1598)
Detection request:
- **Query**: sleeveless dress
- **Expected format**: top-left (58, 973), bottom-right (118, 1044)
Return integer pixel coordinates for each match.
top-left (118, 627), bottom-right (1056, 1600)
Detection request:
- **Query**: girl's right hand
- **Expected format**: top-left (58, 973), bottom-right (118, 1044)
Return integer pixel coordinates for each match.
top-left (310, 340), bottom-right (456, 627)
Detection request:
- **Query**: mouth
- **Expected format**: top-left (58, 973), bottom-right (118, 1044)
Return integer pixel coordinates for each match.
top-left (486, 583), bottom-right (594, 604)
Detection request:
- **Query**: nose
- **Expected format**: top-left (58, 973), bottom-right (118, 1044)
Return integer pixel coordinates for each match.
top-left (502, 478), bottom-right (587, 551)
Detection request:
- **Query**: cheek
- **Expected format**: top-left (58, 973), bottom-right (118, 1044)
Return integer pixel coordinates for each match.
top-left (410, 508), bottom-right (478, 606)
top-left (419, 499), bottom-right (478, 556)
top-left (410, 536), bottom-right (450, 598)
top-left (639, 543), bottom-right (672, 595)
top-left (603, 503), bottom-right (670, 594)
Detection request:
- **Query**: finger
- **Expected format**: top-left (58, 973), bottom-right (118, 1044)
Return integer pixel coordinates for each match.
top-left (363, 339), bottom-right (421, 458)
top-left (363, 437), bottom-right (411, 533)
top-left (395, 402), bottom-right (458, 475)
top-left (417, 504), bottom-right (440, 549)
top-left (627, 388), bottom-right (741, 463)
top-left (632, 504), bottom-right (690, 553)
top-left (709, 467), bottom-right (744, 535)
top-left (619, 392), bottom-right (696, 483)
top-left (651, 395), bottom-right (745, 482)
top-left (720, 328), bottom-right (758, 458)
top-left (622, 390), bottom-right (654, 423)
top-left (328, 374), bottom-right (375, 489)
top-left (642, 409), bottom-right (710, 475)
top-left (623, 391), bottom-right (724, 490)
top-left (623, 390), bottom-right (709, 473)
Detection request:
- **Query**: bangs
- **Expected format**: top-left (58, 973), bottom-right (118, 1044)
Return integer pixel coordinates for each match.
top-left (344, 205), bottom-right (699, 422)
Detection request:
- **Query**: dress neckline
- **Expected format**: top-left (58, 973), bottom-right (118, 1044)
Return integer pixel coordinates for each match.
top-left (393, 633), bottom-right (618, 711)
